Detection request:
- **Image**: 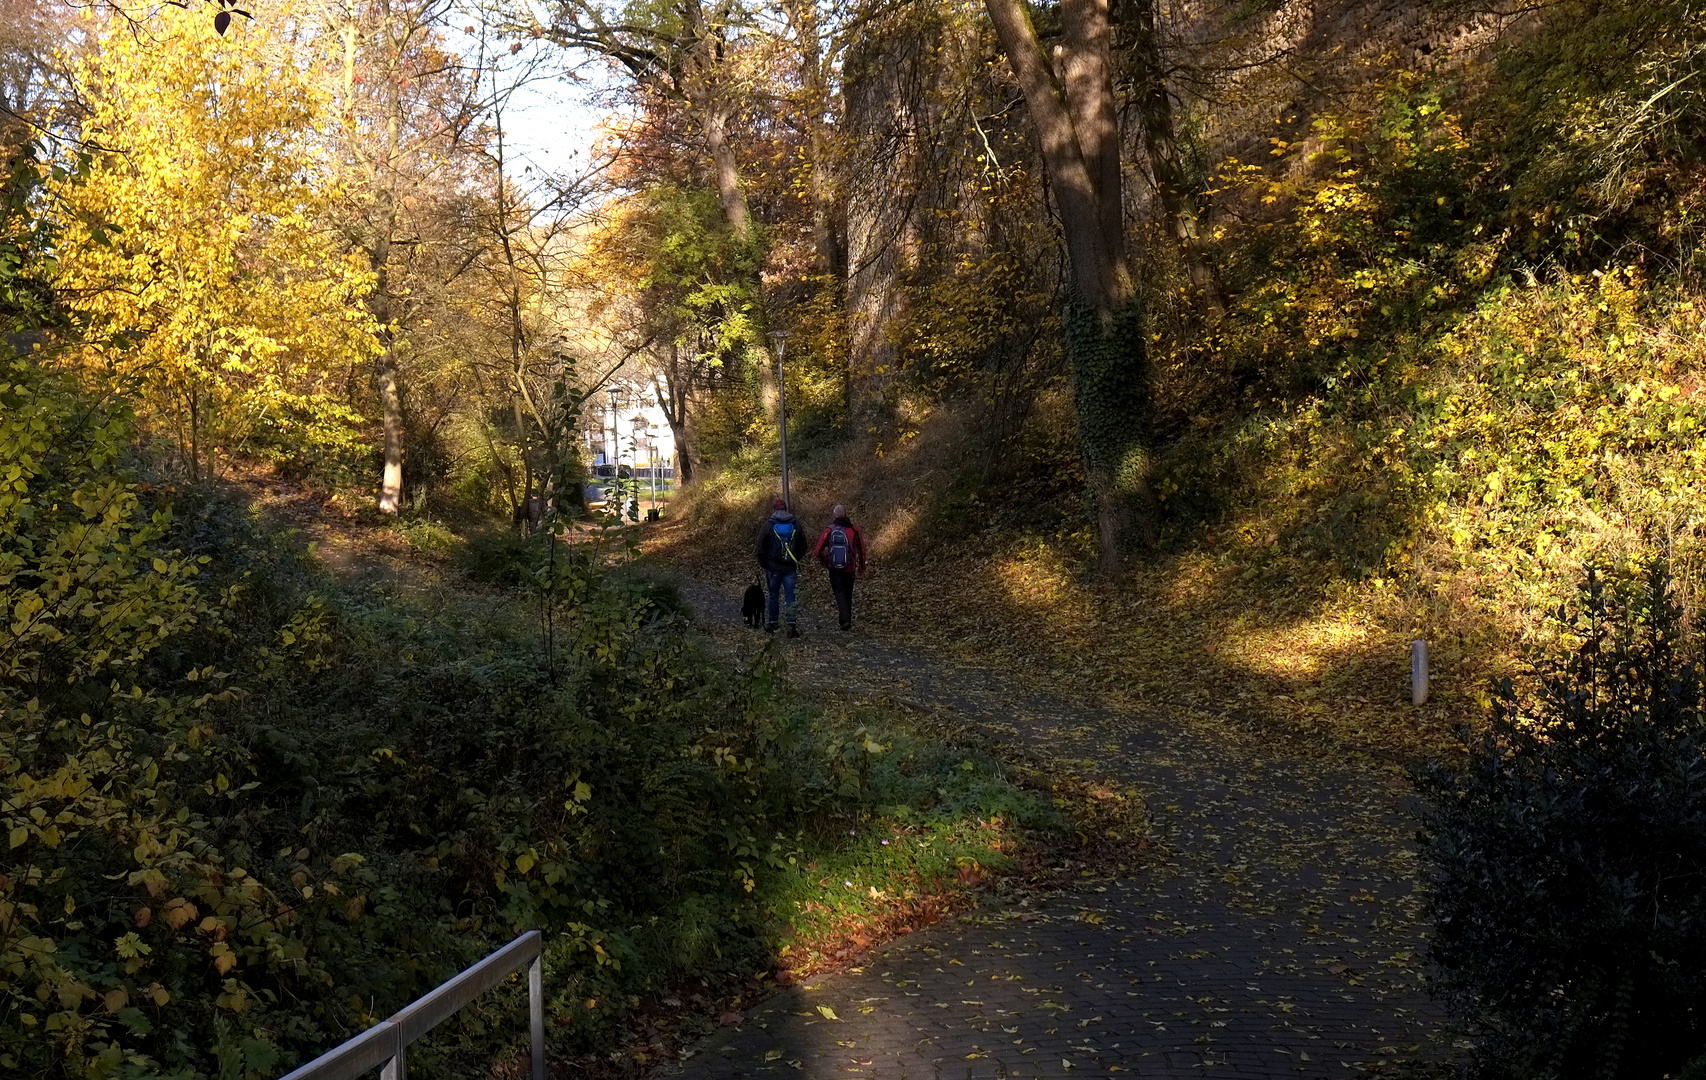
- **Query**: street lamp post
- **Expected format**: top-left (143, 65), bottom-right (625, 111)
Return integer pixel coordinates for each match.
top-left (769, 330), bottom-right (791, 509)
top-left (604, 388), bottom-right (627, 513)
top-left (606, 389), bottom-right (622, 479)
top-left (645, 421), bottom-right (657, 510)
top-left (631, 413), bottom-right (652, 512)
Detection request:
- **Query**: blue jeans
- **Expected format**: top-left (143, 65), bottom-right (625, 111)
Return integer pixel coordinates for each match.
top-left (766, 568), bottom-right (797, 627)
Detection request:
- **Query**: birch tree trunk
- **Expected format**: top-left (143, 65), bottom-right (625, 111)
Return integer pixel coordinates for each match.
top-left (346, 0), bottom-right (410, 516)
top-left (370, 192), bottom-right (405, 515)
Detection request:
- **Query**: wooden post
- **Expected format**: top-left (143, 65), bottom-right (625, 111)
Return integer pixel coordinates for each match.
top-left (1411, 640), bottom-right (1429, 706)
top-left (380, 1027), bottom-right (404, 1080)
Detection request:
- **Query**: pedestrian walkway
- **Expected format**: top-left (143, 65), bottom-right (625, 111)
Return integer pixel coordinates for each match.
top-left (660, 578), bottom-right (1459, 1079)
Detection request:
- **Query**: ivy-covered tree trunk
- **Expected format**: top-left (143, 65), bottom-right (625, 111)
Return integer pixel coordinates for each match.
top-left (1066, 297), bottom-right (1154, 564)
top-left (984, 0), bottom-right (1155, 571)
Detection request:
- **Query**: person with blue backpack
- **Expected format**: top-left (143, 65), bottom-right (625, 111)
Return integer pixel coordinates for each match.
top-left (755, 498), bottom-right (807, 636)
top-left (813, 504), bottom-right (868, 632)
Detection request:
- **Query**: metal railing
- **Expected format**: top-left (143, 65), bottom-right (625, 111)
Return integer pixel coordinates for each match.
top-left (278, 931), bottom-right (546, 1080)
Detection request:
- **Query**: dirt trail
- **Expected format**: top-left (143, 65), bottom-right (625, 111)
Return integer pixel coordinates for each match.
top-left (657, 573), bottom-right (1458, 1080)
top-left (206, 478), bottom-right (1458, 1077)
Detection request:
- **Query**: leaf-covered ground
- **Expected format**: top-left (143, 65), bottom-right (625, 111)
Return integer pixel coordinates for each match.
top-left (646, 557), bottom-right (1463, 1078)
top-left (226, 491), bottom-right (1463, 1075)
top-left (659, 530), bottom-right (1471, 765)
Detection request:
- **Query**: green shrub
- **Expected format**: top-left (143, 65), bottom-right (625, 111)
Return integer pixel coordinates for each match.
top-left (2, 359), bottom-right (1065, 1079)
top-left (396, 518), bottom-right (462, 559)
top-left (1414, 563), bottom-right (1706, 1079)
top-left (0, 357), bottom-right (311, 1080)
top-left (455, 527), bottom-right (539, 588)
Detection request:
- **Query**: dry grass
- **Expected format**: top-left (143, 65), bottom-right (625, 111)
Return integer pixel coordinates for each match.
top-left (668, 402), bottom-right (985, 563)
top-left (650, 404), bottom-right (1522, 763)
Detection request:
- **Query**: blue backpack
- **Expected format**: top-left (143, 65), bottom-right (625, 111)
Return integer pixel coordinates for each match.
top-left (771, 521), bottom-right (799, 565)
top-left (826, 525), bottom-right (853, 570)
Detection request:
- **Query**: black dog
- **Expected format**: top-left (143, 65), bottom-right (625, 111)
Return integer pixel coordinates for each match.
top-left (741, 583), bottom-right (765, 628)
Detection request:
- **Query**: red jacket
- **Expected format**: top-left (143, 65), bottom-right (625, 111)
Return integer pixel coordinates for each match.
top-left (813, 518), bottom-right (867, 574)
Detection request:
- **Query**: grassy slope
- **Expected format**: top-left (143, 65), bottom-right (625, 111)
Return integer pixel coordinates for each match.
top-left (270, 501), bottom-right (1154, 1076)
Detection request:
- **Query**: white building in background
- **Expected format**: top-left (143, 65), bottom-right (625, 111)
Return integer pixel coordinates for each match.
top-left (585, 383), bottom-right (675, 484)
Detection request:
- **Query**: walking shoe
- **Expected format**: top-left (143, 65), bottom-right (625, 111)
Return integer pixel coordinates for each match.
top-left (765, 623), bottom-right (778, 633)
top-left (787, 625), bottom-right (801, 638)
top-left (839, 622), bottom-right (852, 631)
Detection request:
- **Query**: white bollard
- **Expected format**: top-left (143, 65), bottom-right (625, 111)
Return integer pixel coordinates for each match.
top-left (1411, 639), bottom-right (1429, 706)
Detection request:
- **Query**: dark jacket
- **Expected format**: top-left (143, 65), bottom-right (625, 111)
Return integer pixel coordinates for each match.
top-left (813, 517), bottom-right (867, 574)
top-left (755, 510), bottom-right (807, 572)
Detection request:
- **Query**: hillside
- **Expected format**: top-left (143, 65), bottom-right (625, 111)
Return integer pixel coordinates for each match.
top-left (653, 0), bottom-right (1706, 762)
top-left (7, 0), bottom-right (1706, 1076)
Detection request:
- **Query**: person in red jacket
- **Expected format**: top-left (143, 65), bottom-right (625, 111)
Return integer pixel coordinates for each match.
top-left (813, 504), bottom-right (868, 631)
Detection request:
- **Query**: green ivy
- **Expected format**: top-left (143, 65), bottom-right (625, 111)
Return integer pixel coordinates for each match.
top-left (1064, 292), bottom-right (1152, 547)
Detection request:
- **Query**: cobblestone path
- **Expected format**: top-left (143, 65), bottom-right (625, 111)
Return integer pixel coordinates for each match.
top-left (661, 578), bottom-right (1458, 1080)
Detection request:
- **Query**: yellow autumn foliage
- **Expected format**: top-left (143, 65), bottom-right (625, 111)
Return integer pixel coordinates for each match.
top-left (51, 0), bottom-right (377, 480)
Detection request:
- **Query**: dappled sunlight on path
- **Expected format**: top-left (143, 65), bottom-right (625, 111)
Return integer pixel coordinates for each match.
top-left (654, 574), bottom-right (1458, 1079)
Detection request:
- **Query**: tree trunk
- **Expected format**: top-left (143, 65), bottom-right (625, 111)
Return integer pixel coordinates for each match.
top-left (369, 0), bottom-right (407, 515)
top-left (376, 352), bottom-right (405, 513)
top-left (1127, 0), bottom-right (1225, 318)
top-left (701, 97), bottom-right (751, 243)
top-left (703, 98), bottom-right (778, 421)
top-left (984, 0), bottom-right (1124, 319)
top-left (1060, 0), bottom-right (1123, 266)
top-left (842, 17), bottom-right (923, 431)
top-left (652, 351), bottom-right (696, 486)
top-left (665, 414), bottom-right (694, 485)
top-left (680, 0), bottom-right (778, 424)
top-left (369, 250), bottom-right (405, 515)
top-left (985, 0), bottom-right (1154, 572)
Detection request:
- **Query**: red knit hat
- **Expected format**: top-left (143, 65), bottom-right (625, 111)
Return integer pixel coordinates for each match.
top-left (772, 498), bottom-right (787, 510)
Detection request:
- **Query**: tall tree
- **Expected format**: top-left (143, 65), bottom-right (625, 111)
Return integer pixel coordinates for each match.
top-left (326, 0), bottom-right (475, 513)
top-left (53, 0), bottom-right (378, 482)
top-left (538, 0), bottom-right (784, 425)
top-left (984, 0), bottom-right (1152, 570)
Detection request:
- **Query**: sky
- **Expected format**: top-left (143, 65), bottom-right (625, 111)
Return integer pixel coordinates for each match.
top-left (452, 2), bottom-right (625, 191)
top-left (493, 61), bottom-right (609, 178)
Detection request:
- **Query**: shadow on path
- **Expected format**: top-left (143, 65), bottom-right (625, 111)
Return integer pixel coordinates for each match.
top-left (653, 575), bottom-right (1459, 1080)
